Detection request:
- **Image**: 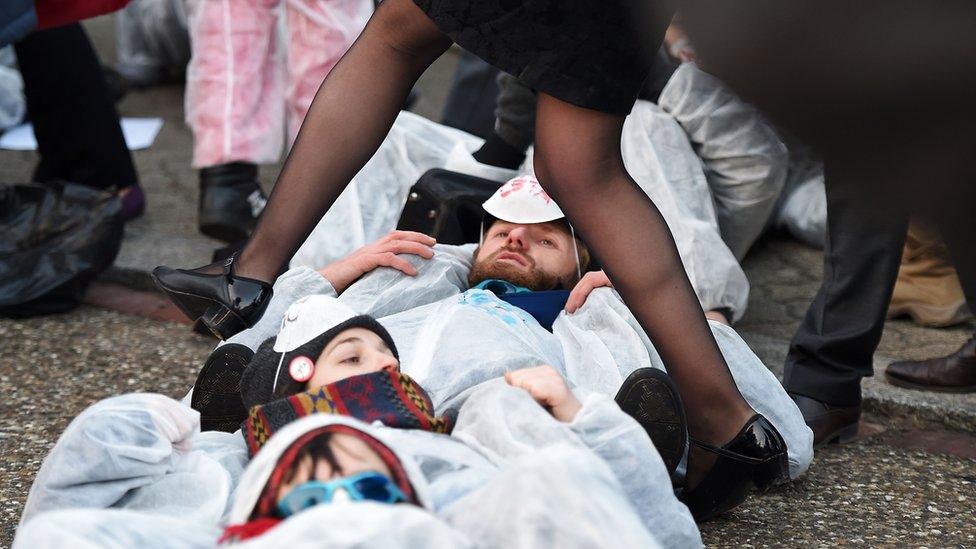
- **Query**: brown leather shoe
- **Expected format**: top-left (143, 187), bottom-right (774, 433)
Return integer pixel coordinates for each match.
top-left (885, 334), bottom-right (976, 393)
top-left (790, 394), bottom-right (861, 449)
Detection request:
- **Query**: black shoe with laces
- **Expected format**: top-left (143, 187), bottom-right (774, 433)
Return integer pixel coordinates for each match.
top-left (615, 367), bottom-right (688, 478)
top-left (198, 162), bottom-right (267, 243)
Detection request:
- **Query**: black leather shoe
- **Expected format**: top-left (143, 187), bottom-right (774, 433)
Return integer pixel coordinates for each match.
top-left (192, 343), bottom-right (253, 432)
top-left (790, 393), bottom-right (861, 449)
top-left (679, 414), bottom-right (789, 522)
top-left (615, 367), bottom-right (687, 478)
top-left (151, 254), bottom-right (272, 340)
top-left (198, 162), bottom-right (267, 243)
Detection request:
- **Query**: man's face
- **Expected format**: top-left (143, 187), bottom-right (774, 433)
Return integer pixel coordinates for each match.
top-left (468, 220), bottom-right (579, 291)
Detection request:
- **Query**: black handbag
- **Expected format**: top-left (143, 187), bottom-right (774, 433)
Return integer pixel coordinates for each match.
top-left (396, 168), bottom-right (502, 245)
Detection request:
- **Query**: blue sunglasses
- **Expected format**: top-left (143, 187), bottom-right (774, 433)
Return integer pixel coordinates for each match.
top-left (277, 471), bottom-right (408, 518)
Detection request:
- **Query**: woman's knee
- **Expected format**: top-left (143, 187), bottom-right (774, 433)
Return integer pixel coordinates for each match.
top-left (534, 94), bottom-right (628, 197)
top-left (533, 140), bottom-right (624, 199)
top-left (367, 0), bottom-right (450, 62)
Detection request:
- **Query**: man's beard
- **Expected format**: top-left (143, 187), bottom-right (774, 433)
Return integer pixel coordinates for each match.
top-left (467, 247), bottom-right (561, 291)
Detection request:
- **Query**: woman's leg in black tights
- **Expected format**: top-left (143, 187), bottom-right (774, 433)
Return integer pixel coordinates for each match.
top-left (230, 0), bottom-right (451, 281)
top-left (533, 93), bottom-right (755, 485)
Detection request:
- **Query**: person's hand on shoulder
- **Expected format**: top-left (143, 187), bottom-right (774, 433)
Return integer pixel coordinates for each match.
top-left (318, 230), bottom-right (436, 294)
top-left (565, 270), bottom-right (612, 313)
top-left (505, 365), bottom-right (582, 423)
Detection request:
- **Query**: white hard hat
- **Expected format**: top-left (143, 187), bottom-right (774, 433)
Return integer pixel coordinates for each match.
top-left (482, 175), bottom-right (565, 224)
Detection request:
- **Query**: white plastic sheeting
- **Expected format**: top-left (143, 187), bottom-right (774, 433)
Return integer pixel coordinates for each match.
top-left (620, 101), bottom-right (749, 319)
top-left (294, 108), bottom-right (749, 320)
top-left (452, 381), bottom-right (699, 548)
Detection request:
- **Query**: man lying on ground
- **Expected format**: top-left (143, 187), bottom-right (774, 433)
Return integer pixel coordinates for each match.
top-left (291, 108), bottom-right (750, 322)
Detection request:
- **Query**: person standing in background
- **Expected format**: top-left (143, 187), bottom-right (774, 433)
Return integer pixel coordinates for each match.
top-left (185, 0), bottom-right (372, 242)
top-left (14, 23), bottom-right (145, 220)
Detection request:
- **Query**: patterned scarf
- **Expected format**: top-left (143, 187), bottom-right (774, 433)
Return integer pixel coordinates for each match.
top-left (243, 368), bottom-right (452, 456)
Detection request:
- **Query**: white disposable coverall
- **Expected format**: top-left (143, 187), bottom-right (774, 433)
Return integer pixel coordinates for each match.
top-left (658, 62), bottom-right (789, 261)
top-left (16, 388), bottom-right (696, 547)
top-left (226, 246), bottom-right (814, 479)
top-left (291, 107), bottom-right (750, 321)
top-left (184, 0), bottom-right (371, 167)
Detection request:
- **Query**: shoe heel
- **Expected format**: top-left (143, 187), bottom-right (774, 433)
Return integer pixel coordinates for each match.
top-left (753, 452), bottom-right (789, 493)
top-left (200, 303), bottom-right (247, 340)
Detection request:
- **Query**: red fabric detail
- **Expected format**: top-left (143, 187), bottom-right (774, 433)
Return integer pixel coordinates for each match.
top-left (287, 393), bottom-right (305, 416)
top-left (254, 425), bottom-right (417, 518)
top-left (332, 388), bottom-right (351, 416)
top-left (35, 0), bottom-right (130, 29)
top-left (220, 517), bottom-right (282, 543)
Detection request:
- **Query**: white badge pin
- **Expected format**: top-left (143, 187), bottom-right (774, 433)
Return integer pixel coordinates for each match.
top-left (288, 356), bottom-right (315, 383)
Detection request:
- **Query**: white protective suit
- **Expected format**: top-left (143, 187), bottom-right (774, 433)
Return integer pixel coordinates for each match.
top-left (0, 46), bottom-right (25, 130)
top-left (292, 107), bottom-right (750, 321)
top-left (184, 0), bottom-right (372, 167)
top-left (772, 141), bottom-right (827, 248)
top-left (657, 62), bottom-right (790, 261)
top-left (227, 246), bottom-right (814, 479)
top-left (16, 383), bottom-right (699, 547)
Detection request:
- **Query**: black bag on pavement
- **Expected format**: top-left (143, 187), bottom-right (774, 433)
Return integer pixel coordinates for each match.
top-left (396, 169), bottom-right (502, 245)
top-left (0, 182), bottom-right (123, 317)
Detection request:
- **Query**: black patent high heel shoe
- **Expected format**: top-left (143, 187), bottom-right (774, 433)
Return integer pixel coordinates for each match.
top-left (679, 414), bottom-right (789, 522)
top-left (151, 254), bottom-right (272, 340)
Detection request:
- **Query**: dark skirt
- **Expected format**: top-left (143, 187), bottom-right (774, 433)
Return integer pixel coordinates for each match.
top-left (413, 0), bottom-right (671, 115)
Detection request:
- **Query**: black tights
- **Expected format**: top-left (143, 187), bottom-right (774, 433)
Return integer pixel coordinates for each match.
top-left (533, 96), bottom-right (754, 484)
top-left (231, 0), bottom-right (452, 279)
top-left (227, 0), bottom-right (754, 481)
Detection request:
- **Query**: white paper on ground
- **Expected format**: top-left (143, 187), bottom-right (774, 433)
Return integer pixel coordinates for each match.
top-left (0, 117), bottom-right (164, 151)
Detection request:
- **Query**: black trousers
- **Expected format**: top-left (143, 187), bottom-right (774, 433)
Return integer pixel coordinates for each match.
top-left (14, 23), bottom-right (137, 190)
top-left (784, 166), bottom-right (976, 407)
top-left (783, 166), bottom-right (909, 407)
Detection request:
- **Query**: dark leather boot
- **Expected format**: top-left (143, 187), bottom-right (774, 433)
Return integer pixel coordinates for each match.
top-left (198, 162), bottom-right (267, 243)
top-left (886, 334), bottom-right (976, 392)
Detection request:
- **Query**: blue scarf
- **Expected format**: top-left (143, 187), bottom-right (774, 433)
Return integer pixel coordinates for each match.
top-left (474, 279), bottom-right (569, 331)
